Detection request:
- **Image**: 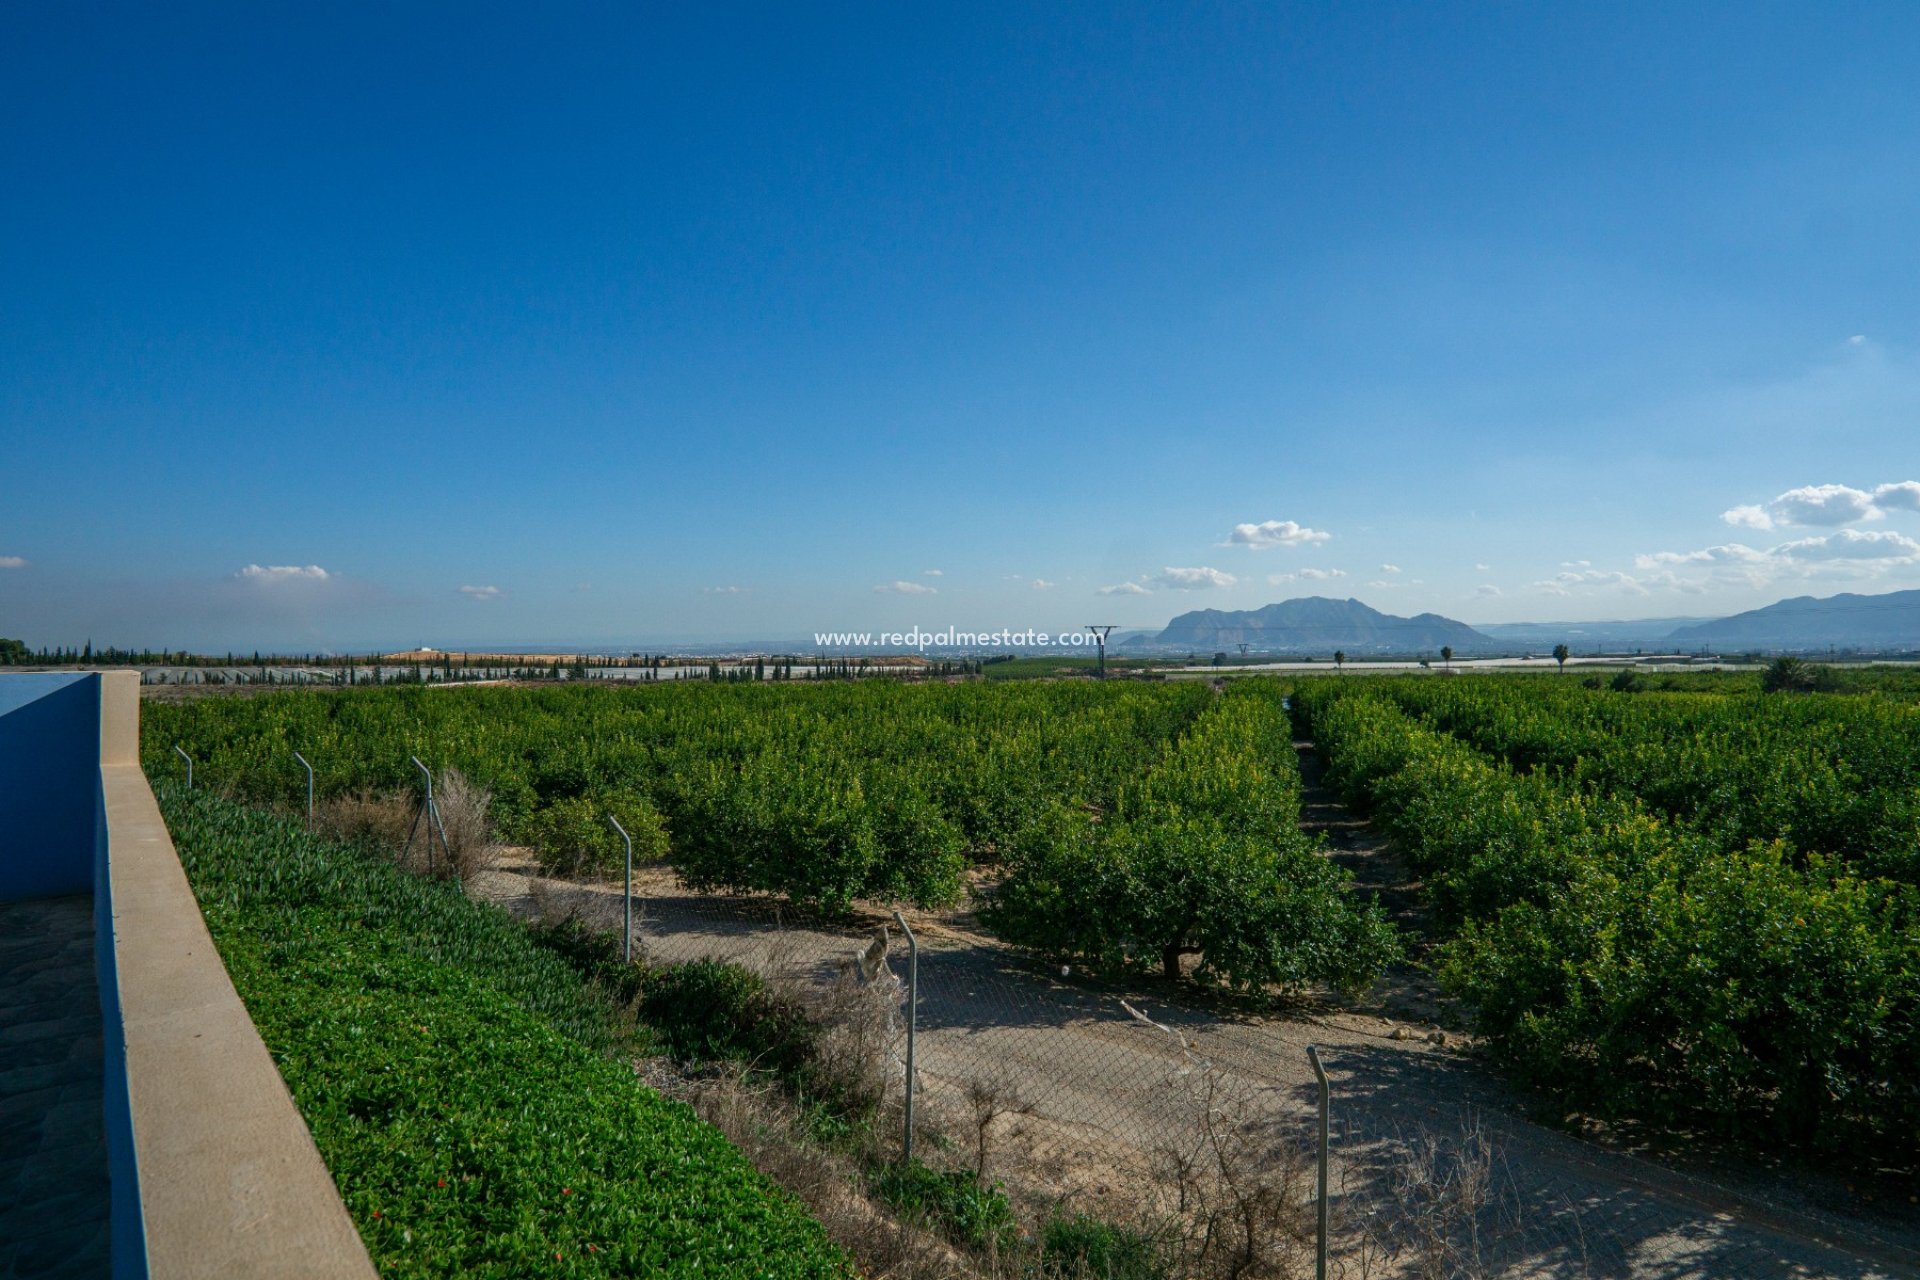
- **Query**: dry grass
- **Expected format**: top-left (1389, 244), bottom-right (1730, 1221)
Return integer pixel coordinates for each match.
top-left (1152, 1068), bottom-right (1315, 1280)
top-left (786, 949), bottom-right (907, 1120)
top-left (433, 768), bottom-right (501, 879)
top-left (1337, 1117), bottom-right (1584, 1280)
top-left (314, 769), bottom-right (499, 881)
top-left (964, 1072), bottom-right (1036, 1185)
top-left (315, 789), bottom-right (416, 851)
top-left (651, 1061), bottom-right (977, 1280)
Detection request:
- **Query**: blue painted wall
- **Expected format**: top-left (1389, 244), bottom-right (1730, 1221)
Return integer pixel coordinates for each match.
top-left (95, 782), bottom-right (148, 1278)
top-left (0, 673), bottom-right (99, 901)
top-left (1, 673), bottom-right (151, 1273)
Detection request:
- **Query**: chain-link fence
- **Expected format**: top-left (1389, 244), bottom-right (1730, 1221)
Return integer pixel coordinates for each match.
top-left (469, 853), bottom-right (1914, 1280)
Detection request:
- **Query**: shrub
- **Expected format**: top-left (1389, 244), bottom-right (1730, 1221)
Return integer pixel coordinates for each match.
top-left (523, 915), bottom-right (649, 1006)
top-left (1760, 656), bottom-right (1829, 693)
top-left (1443, 840), bottom-right (1920, 1149)
top-left (315, 788), bottom-right (415, 853)
top-left (433, 766), bottom-right (499, 878)
top-left (140, 679), bottom-right (1215, 915)
top-left (520, 792), bottom-right (670, 877)
top-left (641, 960), bottom-right (815, 1078)
top-left (867, 1160), bottom-right (1017, 1253)
top-left (1040, 1213), bottom-right (1172, 1280)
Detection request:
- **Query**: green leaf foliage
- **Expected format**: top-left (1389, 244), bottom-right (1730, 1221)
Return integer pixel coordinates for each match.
top-left (155, 781), bottom-right (849, 1279)
top-left (144, 680), bottom-right (1217, 912)
top-left (521, 792), bottom-right (671, 877)
top-left (1039, 1212), bottom-right (1173, 1280)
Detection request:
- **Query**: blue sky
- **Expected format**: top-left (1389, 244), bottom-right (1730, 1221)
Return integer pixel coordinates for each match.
top-left (4, 3), bottom-right (1918, 651)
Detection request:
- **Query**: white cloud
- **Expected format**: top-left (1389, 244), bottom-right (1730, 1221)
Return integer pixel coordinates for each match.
top-left (1225, 520), bottom-right (1331, 550)
top-left (1379, 564), bottom-right (1402, 574)
top-left (236, 564), bottom-right (330, 585)
top-left (922, 568), bottom-right (944, 577)
top-left (1770, 483), bottom-right (1881, 526)
top-left (1635, 544), bottom-right (1772, 568)
top-left (1149, 566), bottom-right (1236, 590)
top-left (1625, 526), bottom-right (1920, 595)
top-left (1268, 567), bottom-right (1347, 585)
top-left (1097, 582), bottom-right (1150, 596)
top-left (0, 556), bottom-right (25, 569)
top-left (874, 580), bottom-right (936, 595)
top-left (1875, 481), bottom-right (1920, 513)
top-left (1474, 563), bottom-right (1491, 572)
top-left (1474, 584), bottom-right (1502, 597)
top-left (1367, 580), bottom-right (1399, 589)
top-left (459, 584), bottom-right (503, 600)
top-left (1773, 529), bottom-right (1920, 562)
top-left (1726, 481), bottom-right (1920, 531)
top-left (1030, 578), bottom-right (1056, 590)
top-left (703, 585), bottom-right (744, 595)
top-left (1560, 560), bottom-right (1592, 568)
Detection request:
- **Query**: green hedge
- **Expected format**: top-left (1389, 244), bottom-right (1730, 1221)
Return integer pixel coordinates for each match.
top-left (155, 780), bottom-right (848, 1279)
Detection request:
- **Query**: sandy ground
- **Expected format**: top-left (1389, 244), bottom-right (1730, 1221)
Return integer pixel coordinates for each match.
top-left (467, 766), bottom-right (1920, 1280)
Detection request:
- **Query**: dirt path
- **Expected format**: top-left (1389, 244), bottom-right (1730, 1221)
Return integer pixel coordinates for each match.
top-left (1294, 740), bottom-right (1459, 1030)
top-left (471, 809), bottom-right (1920, 1278)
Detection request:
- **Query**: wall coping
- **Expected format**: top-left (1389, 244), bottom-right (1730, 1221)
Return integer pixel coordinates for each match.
top-left (96, 674), bottom-right (377, 1278)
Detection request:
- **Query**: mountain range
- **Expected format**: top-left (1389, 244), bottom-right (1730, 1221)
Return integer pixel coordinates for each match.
top-left (1118, 587), bottom-right (1920, 656)
top-left (1667, 588), bottom-right (1920, 651)
top-left (1144, 597), bottom-right (1494, 653)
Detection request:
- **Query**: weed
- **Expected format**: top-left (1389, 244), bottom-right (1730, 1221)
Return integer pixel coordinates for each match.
top-left (870, 1160), bottom-right (1019, 1253)
top-left (642, 959), bottom-right (815, 1077)
top-left (1038, 1212), bottom-right (1173, 1280)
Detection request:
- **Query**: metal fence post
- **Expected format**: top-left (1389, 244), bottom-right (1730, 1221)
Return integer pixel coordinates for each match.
top-left (892, 910), bottom-right (918, 1164)
top-left (610, 816), bottom-right (633, 964)
top-left (173, 745), bottom-right (193, 790)
top-left (1308, 1044), bottom-right (1330, 1280)
top-left (405, 756), bottom-right (451, 875)
top-left (293, 751), bottom-right (314, 828)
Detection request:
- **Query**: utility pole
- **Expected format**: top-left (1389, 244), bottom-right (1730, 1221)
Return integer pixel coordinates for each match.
top-left (1086, 625), bottom-right (1116, 679)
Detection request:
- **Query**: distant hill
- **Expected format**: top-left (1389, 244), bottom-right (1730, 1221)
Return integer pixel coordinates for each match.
top-left (1149, 597), bottom-right (1494, 653)
top-left (1666, 588), bottom-right (1920, 652)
